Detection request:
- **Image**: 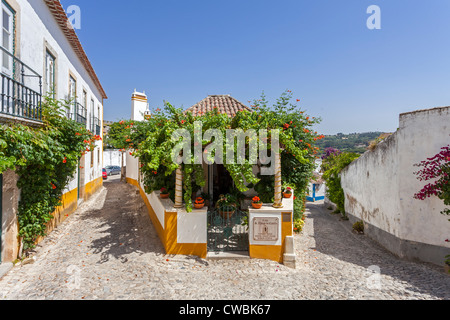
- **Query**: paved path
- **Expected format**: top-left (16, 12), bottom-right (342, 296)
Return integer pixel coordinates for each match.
top-left (0, 177), bottom-right (448, 300)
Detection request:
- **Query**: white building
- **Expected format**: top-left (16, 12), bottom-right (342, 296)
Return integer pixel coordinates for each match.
top-left (1, 0), bottom-right (107, 264)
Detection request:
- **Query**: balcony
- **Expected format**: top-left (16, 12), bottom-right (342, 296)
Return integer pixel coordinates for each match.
top-left (90, 116), bottom-right (101, 136)
top-left (0, 47), bottom-right (42, 124)
top-left (69, 102), bottom-right (87, 125)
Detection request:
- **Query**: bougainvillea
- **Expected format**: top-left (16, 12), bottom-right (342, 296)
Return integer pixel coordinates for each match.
top-left (413, 145), bottom-right (450, 217)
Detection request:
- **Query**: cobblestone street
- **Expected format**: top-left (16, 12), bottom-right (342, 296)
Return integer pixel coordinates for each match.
top-left (0, 177), bottom-right (448, 300)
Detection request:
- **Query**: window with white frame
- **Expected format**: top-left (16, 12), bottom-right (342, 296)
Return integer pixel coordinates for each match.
top-left (45, 50), bottom-right (56, 97)
top-left (1, 2), bottom-right (14, 75)
top-left (68, 76), bottom-right (76, 117)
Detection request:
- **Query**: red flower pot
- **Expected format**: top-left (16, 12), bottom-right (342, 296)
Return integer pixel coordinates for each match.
top-left (160, 193), bottom-right (169, 199)
top-left (194, 203), bottom-right (205, 209)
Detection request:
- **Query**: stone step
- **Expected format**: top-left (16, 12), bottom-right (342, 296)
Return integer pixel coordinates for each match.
top-left (206, 251), bottom-right (250, 260)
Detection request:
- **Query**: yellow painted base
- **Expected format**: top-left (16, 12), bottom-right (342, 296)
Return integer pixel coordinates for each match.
top-left (127, 178), bottom-right (207, 259)
top-left (35, 177), bottom-right (103, 246)
top-left (249, 245), bottom-right (283, 263)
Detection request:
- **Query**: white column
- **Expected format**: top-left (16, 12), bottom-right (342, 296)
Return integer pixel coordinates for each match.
top-left (174, 165), bottom-right (183, 208)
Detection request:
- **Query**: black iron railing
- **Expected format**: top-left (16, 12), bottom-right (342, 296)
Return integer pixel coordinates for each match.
top-left (90, 116), bottom-right (100, 134)
top-left (69, 102), bottom-right (87, 125)
top-left (0, 46), bottom-right (42, 122)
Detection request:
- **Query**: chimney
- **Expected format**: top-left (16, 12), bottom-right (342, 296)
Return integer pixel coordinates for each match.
top-left (131, 90), bottom-right (148, 121)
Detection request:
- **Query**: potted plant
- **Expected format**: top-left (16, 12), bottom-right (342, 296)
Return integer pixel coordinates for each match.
top-left (194, 197), bottom-right (205, 209)
top-left (160, 187), bottom-right (169, 199)
top-left (252, 196), bottom-right (263, 209)
top-left (216, 194), bottom-right (236, 218)
top-left (283, 187), bottom-right (293, 198)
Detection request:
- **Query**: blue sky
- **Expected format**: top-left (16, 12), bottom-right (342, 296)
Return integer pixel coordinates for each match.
top-left (60, 0), bottom-right (450, 135)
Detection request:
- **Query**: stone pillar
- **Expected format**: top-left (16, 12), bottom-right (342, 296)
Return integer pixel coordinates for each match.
top-left (283, 236), bottom-right (296, 269)
top-left (273, 149), bottom-right (283, 208)
top-left (174, 165), bottom-right (183, 208)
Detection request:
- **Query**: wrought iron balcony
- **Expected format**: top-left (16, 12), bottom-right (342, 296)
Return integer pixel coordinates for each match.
top-left (69, 102), bottom-right (87, 125)
top-left (90, 116), bottom-right (101, 135)
top-left (0, 46), bottom-right (42, 123)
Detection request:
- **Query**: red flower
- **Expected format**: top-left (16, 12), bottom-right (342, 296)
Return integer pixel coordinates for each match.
top-left (63, 157), bottom-right (67, 164)
top-left (51, 183), bottom-right (57, 190)
top-left (181, 120), bottom-right (186, 124)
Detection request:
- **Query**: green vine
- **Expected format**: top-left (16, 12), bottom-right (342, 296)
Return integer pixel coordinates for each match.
top-left (0, 96), bottom-right (99, 252)
top-left (114, 90), bottom-right (323, 212)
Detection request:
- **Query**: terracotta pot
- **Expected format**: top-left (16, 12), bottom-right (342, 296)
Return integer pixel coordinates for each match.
top-left (283, 192), bottom-right (292, 199)
top-left (219, 209), bottom-right (235, 219)
top-left (194, 203), bottom-right (205, 209)
top-left (160, 193), bottom-right (169, 199)
top-left (252, 203), bottom-right (263, 209)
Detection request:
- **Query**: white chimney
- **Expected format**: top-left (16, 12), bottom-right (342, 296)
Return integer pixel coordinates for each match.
top-left (131, 90), bottom-right (148, 121)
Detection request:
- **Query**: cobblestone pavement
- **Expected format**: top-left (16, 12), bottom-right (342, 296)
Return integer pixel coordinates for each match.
top-left (0, 176), bottom-right (449, 300)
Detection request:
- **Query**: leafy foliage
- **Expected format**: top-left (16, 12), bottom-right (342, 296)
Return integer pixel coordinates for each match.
top-left (321, 150), bottom-right (360, 217)
top-left (0, 96), bottom-right (98, 251)
top-left (116, 90), bottom-right (323, 214)
top-left (316, 132), bottom-right (384, 154)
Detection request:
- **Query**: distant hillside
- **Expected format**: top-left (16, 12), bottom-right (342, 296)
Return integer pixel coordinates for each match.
top-left (316, 132), bottom-right (386, 154)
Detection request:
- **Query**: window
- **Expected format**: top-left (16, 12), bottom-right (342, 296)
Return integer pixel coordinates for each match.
top-left (82, 90), bottom-right (87, 109)
top-left (1, 2), bottom-right (14, 75)
top-left (68, 76), bottom-right (76, 117)
top-left (90, 99), bottom-right (94, 131)
top-left (45, 50), bottom-right (56, 97)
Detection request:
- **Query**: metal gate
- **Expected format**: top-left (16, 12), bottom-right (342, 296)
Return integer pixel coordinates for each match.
top-left (207, 205), bottom-right (249, 252)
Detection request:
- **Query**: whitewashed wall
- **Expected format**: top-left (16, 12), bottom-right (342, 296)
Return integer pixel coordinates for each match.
top-left (18, 0), bottom-right (104, 192)
top-left (341, 106), bottom-right (450, 266)
top-left (104, 150), bottom-right (126, 167)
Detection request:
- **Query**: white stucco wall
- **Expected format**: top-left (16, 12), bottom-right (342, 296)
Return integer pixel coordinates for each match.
top-left (17, 0), bottom-right (104, 192)
top-left (104, 150), bottom-right (126, 167)
top-left (341, 106), bottom-right (450, 265)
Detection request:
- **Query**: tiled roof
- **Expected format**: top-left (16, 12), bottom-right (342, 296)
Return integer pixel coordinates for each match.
top-left (186, 95), bottom-right (252, 117)
top-left (44, 0), bottom-right (107, 100)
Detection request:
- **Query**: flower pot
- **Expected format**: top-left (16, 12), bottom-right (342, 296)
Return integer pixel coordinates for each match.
top-left (194, 203), bottom-right (205, 209)
top-left (283, 193), bottom-right (292, 199)
top-left (252, 203), bottom-right (263, 209)
top-left (160, 193), bottom-right (169, 199)
top-left (219, 209), bottom-right (235, 219)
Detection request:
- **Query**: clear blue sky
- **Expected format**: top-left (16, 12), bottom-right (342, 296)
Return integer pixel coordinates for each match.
top-left (60, 0), bottom-right (450, 135)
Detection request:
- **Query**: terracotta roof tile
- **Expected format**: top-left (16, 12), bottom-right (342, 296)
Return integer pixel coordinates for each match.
top-left (186, 95), bottom-right (251, 117)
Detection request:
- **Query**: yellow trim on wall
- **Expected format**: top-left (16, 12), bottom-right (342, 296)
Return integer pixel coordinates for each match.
top-left (83, 177), bottom-right (103, 201)
top-left (127, 177), bottom-right (207, 259)
top-left (36, 187), bottom-right (79, 245)
top-left (249, 245), bottom-right (283, 263)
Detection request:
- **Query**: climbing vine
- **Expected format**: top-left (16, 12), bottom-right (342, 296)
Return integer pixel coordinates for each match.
top-left (0, 96), bottom-right (99, 252)
top-left (321, 150), bottom-right (360, 218)
top-left (117, 90), bottom-right (323, 214)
